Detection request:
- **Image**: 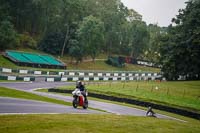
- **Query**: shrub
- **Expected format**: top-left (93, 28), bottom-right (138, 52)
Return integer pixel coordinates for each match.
top-left (19, 33), bottom-right (37, 49)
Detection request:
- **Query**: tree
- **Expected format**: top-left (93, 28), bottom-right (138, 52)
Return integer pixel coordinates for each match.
top-left (128, 21), bottom-right (149, 59)
top-left (0, 0), bottom-right (154, 61)
top-left (60, 0), bottom-right (84, 57)
top-left (0, 20), bottom-right (19, 50)
top-left (160, 0), bottom-right (200, 80)
top-left (77, 15), bottom-right (105, 61)
top-left (145, 24), bottom-right (166, 62)
top-left (68, 39), bottom-right (83, 64)
top-left (38, 32), bottom-right (64, 55)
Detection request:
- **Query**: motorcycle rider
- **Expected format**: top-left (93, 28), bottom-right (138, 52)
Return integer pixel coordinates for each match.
top-left (146, 106), bottom-right (156, 117)
top-left (76, 81), bottom-right (88, 101)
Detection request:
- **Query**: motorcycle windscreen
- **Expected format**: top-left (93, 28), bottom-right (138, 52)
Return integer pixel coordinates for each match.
top-left (79, 96), bottom-right (84, 106)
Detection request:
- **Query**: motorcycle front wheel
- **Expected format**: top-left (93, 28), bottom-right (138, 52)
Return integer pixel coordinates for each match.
top-left (83, 100), bottom-right (88, 109)
top-left (72, 99), bottom-right (78, 108)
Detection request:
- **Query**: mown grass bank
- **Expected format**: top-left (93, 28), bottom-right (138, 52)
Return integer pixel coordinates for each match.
top-left (59, 81), bottom-right (200, 112)
top-left (67, 60), bottom-right (160, 72)
top-left (0, 114), bottom-right (199, 133)
top-left (0, 87), bottom-right (69, 106)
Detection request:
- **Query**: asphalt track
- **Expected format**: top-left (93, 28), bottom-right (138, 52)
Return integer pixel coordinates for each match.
top-left (0, 82), bottom-right (185, 121)
top-left (0, 97), bottom-right (102, 114)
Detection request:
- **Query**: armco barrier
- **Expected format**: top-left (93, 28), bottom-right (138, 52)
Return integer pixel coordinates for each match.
top-left (48, 88), bottom-right (200, 120)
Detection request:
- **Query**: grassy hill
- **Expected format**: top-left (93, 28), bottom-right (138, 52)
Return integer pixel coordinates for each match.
top-left (0, 49), bottom-right (160, 72)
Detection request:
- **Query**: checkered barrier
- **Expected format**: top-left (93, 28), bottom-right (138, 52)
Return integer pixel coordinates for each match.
top-left (45, 73), bottom-right (162, 82)
top-left (0, 67), bottom-right (54, 75)
top-left (0, 67), bottom-right (162, 82)
top-left (0, 75), bottom-right (35, 81)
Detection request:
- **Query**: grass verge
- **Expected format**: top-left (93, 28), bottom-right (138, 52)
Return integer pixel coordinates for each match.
top-left (0, 114), bottom-right (200, 133)
top-left (37, 88), bottom-right (200, 122)
top-left (0, 87), bottom-right (70, 106)
top-left (58, 81), bottom-right (200, 112)
top-left (67, 60), bottom-right (160, 72)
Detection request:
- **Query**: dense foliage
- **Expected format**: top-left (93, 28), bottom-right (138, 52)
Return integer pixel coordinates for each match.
top-left (0, 0), bottom-right (152, 60)
top-left (0, 20), bottom-right (19, 50)
top-left (160, 0), bottom-right (200, 80)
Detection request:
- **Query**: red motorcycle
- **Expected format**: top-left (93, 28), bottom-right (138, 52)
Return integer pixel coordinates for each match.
top-left (72, 89), bottom-right (88, 109)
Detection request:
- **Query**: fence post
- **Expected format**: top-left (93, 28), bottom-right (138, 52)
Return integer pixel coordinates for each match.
top-left (167, 88), bottom-right (169, 95)
top-left (151, 86), bottom-right (153, 92)
top-left (136, 84), bottom-right (138, 92)
top-left (123, 81), bottom-right (125, 88)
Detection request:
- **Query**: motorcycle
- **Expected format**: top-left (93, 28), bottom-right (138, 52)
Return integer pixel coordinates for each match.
top-left (72, 89), bottom-right (88, 109)
top-left (146, 112), bottom-right (157, 118)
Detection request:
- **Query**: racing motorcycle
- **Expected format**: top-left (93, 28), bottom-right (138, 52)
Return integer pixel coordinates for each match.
top-left (72, 89), bottom-right (88, 109)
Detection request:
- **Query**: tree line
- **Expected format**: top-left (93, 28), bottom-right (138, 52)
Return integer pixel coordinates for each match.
top-left (0, 0), bottom-right (199, 80)
top-left (0, 0), bottom-right (162, 61)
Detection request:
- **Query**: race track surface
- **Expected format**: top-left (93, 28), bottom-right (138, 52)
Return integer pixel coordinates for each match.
top-left (0, 97), bottom-right (102, 114)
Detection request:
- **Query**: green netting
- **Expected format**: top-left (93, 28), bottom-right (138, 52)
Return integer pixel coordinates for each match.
top-left (6, 51), bottom-right (64, 66)
top-left (40, 55), bottom-right (62, 65)
top-left (22, 53), bottom-right (48, 64)
top-left (7, 51), bottom-right (30, 62)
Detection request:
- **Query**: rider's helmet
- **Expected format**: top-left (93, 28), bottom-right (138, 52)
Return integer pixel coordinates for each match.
top-left (76, 80), bottom-right (81, 85)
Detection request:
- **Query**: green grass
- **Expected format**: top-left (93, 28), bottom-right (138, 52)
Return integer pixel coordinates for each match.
top-left (0, 80), bottom-right (22, 82)
top-left (0, 87), bottom-right (70, 106)
top-left (67, 60), bottom-right (160, 72)
top-left (0, 55), bottom-right (18, 68)
top-left (38, 88), bottom-right (200, 122)
top-left (0, 114), bottom-right (199, 133)
top-left (59, 81), bottom-right (200, 112)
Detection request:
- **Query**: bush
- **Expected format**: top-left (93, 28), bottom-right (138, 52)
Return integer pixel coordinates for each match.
top-left (106, 56), bottom-right (125, 68)
top-left (0, 20), bottom-right (19, 50)
top-left (38, 32), bottom-right (64, 55)
top-left (19, 33), bottom-right (37, 49)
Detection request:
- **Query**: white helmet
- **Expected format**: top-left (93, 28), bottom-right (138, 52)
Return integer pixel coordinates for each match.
top-left (76, 80), bottom-right (81, 86)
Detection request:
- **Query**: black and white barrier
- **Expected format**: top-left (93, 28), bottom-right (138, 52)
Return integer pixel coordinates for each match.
top-left (0, 75), bottom-right (35, 82)
top-left (0, 67), bottom-right (160, 76)
top-left (45, 74), bottom-right (162, 82)
top-left (0, 67), bottom-right (162, 82)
